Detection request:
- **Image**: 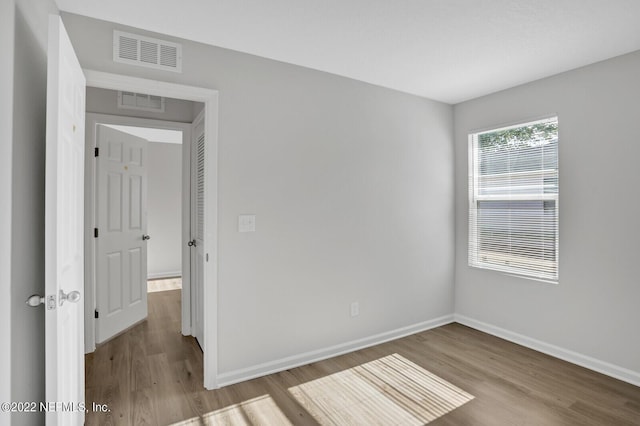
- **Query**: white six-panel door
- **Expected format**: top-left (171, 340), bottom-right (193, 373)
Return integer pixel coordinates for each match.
top-left (95, 125), bottom-right (149, 343)
top-left (45, 15), bottom-right (86, 426)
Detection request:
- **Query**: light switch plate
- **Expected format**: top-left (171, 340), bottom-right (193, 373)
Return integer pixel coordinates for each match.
top-left (238, 214), bottom-right (256, 232)
top-left (350, 301), bottom-right (359, 317)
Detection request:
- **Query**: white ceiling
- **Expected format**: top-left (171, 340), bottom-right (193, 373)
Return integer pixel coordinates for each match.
top-left (56, 0), bottom-right (640, 104)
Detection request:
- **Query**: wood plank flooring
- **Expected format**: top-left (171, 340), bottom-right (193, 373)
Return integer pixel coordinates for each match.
top-left (85, 289), bottom-right (640, 425)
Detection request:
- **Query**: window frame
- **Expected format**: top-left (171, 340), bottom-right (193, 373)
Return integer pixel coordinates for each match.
top-left (468, 116), bottom-right (559, 283)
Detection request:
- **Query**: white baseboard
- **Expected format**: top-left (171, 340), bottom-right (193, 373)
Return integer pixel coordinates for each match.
top-left (454, 314), bottom-right (640, 387)
top-left (217, 314), bottom-right (455, 387)
top-left (147, 271), bottom-right (181, 280)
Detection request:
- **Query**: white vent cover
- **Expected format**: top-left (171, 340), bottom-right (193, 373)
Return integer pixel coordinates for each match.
top-left (117, 91), bottom-right (165, 112)
top-left (113, 30), bottom-right (182, 73)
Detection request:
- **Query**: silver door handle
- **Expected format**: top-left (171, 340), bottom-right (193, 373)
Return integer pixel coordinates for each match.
top-left (187, 239), bottom-right (196, 247)
top-left (27, 294), bottom-right (57, 310)
top-left (142, 234), bottom-right (151, 241)
top-left (59, 289), bottom-right (81, 305)
top-left (27, 291), bottom-right (79, 308)
top-left (26, 294), bottom-right (44, 307)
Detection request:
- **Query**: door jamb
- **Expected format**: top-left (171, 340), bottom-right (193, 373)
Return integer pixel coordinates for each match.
top-left (83, 70), bottom-right (219, 389)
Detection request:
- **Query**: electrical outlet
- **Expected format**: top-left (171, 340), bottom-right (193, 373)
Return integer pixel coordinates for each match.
top-left (350, 301), bottom-right (359, 317)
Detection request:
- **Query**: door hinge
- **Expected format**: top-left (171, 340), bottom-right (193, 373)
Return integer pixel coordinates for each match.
top-left (94, 310), bottom-right (99, 319)
top-left (94, 147), bottom-right (99, 157)
top-left (94, 228), bottom-right (99, 238)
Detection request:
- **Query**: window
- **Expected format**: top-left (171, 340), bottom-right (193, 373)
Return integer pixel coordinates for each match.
top-left (468, 117), bottom-right (558, 282)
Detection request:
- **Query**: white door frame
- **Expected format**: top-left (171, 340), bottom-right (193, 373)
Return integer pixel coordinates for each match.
top-left (0, 0), bottom-right (13, 420)
top-left (85, 113), bottom-right (191, 347)
top-left (84, 70), bottom-right (219, 389)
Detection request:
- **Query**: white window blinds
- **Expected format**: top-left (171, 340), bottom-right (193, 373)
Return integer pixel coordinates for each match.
top-left (468, 117), bottom-right (559, 281)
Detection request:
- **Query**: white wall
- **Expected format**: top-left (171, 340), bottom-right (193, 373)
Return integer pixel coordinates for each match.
top-left (11, 0), bottom-right (59, 424)
top-left (86, 86), bottom-right (196, 123)
top-left (454, 51), bottom-right (640, 383)
top-left (0, 1), bottom-right (14, 424)
top-left (147, 142), bottom-right (182, 278)
top-left (62, 12), bottom-right (455, 378)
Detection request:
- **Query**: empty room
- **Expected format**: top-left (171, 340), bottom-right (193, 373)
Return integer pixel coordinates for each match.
top-left (3, 0), bottom-right (640, 425)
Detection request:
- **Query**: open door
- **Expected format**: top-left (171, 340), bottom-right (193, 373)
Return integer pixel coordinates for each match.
top-left (44, 15), bottom-right (86, 425)
top-left (191, 114), bottom-right (205, 347)
top-left (95, 125), bottom-right (149, 343)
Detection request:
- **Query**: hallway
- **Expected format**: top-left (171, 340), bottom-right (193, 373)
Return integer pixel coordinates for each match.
top-left (85, 288), bottom-right (207, 424)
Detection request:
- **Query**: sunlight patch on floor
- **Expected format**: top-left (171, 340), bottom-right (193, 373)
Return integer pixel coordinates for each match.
top-left (147, 277), bottom-right (182, 292)
top-left (289, 353), bottom-right (474, 425)
top-left (170, 395), bottom-right (293, 426)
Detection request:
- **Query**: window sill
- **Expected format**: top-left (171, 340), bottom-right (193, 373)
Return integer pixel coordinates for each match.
top-left (469, 264), bottom-right (559, 285)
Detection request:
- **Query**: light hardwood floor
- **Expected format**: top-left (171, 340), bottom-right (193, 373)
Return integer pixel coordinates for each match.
top-left (85, 289), bottom-right (640, 425)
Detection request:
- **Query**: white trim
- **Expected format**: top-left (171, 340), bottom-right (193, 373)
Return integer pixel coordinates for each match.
top-left (85, 70), bottom-right (207, 100)
top-left (203, 92), bottom-right (219, 390)
top-left (147, 271), bottom-right (182, 280)
top-left (217, 315), bottom-right (455, 387)
top-left (83, 70), bottom-right (219, 389)
top-left (0, 0), bottom-right (14, 419)
top-left (468, 113), bottom-right (559, 135)
top-left (454, 314), bottom-right (640, 387)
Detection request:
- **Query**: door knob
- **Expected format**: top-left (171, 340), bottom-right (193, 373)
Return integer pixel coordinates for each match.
top-left (187, 239), bottom-right (197, 247)
top-left (26, 294), bottom-right (57, 310)
top-left (59, 289), bottom-right (81, 305)
top-left (26, 294), bottom-right (44, 307)
top-left (142, 234), bottom-right (151, 241)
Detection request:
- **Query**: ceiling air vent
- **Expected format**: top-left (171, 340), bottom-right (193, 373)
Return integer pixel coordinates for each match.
top-left (113, 30), bottom-right (182, 73)
top-left (117, 91), bottom-right (165, 112)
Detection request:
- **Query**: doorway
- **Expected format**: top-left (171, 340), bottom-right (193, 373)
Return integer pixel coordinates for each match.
top-left (90, 119), bottom-right (188, 345)
top-left (82, 71), bottom-right (219, 389)
top-left (85, 111), bottom-right (193, 344)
